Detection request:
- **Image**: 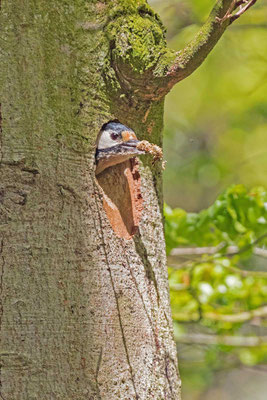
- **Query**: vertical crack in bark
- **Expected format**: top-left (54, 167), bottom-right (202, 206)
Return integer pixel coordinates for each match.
top-left (0, 238), bottom-right (5, 400)
top-left (123, 248), bottom-right (161, 351)
top-left (163, 311), bottom-right (173, 333)
top-left (95, 347), bottom-right (103, 381)
top-left (106, 264), bottom-right (139, 397)
top-left (111, 277), bottom-right (139, 400)
top-left (0, 239), bottom-right (4, 323)
top-left (0, 104), bottom-right (3, 164)
top-left (124, 244), bottom-right (179, 398)
top-left (0, 392), bottom-right (6, 400)
top-left (92, 178), bottom-right (139, 399)
top-left (92, 176), bottom-right (179, 398)
top-left (164, 353), bottom-right (176, 398)
top-left (133, 234), bottom-right (160, 305)
top-left (95, 347), bottom-right (103, 398)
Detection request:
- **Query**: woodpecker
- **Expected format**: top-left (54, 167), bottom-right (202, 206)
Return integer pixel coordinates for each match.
top-left (95, 121), bottom-right (145, 175)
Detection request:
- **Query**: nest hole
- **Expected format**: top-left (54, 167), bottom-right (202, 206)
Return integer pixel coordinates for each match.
top-left (96, 158), bottom-right (143, 240)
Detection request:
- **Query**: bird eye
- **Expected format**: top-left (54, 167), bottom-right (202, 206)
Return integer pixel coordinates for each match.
top-left (111, 132), bottom-right (120, 140)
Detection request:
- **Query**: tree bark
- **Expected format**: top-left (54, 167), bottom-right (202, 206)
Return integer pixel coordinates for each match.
top-left (0, 1), bottom-right (180, 398)
top-left (0, 0), bottom-right (258, 398)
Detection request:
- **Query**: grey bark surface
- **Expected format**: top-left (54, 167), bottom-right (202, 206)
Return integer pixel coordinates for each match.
top-left (0, 1), bottom-right (180, 399)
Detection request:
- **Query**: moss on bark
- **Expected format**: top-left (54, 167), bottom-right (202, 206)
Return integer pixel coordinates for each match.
top-left (0, 1), bottom-right (181, 399)
top-left (1, 0), bottom-right (254, 396)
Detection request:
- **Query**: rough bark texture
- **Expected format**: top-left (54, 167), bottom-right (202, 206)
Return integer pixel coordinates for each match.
top-left (0, 0), bottom-right (257, 397)
top-left (0, 1), bottom-right (180, 399)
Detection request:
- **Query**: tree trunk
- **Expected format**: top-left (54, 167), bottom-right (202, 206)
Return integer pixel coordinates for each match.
top-left (0, 1), bottom-right (181, 398)
top-left (1, 0), bottom-right (256, 396)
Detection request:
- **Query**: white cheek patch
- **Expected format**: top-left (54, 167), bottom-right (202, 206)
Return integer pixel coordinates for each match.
top-left (97, 130), bottom-right (119, 150)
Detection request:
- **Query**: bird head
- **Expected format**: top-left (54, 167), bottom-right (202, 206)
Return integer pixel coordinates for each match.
top-left (95, 121), bottom-right (145, 175)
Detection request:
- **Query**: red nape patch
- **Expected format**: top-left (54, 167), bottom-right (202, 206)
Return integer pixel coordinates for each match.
top-left (96, 158), bottom-right (143, 239)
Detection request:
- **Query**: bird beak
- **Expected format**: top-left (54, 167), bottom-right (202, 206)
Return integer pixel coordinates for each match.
top-left (121, 131), bottom-right (145, 154)
top-left (121, 139), bottom-right (145, 154)
top-left (95, 131), bottom-right (145, 175)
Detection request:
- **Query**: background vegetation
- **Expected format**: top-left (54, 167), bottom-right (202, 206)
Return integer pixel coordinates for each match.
top-left (149, 1), bottom-right (267, 399)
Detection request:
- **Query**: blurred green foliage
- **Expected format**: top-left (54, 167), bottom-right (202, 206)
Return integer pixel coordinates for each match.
top-left (165, 184), bottom-right (267, 253)
top-left (165, 185), bottom-right (267, 396)
top-left (151, 0), bottom-right (267, 211)
top-left (165, 184), bottom-right (267, 327)
top-left (148, 0), bottom-right (267, 398)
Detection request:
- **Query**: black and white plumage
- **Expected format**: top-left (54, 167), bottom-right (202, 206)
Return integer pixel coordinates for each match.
top-left (95, 121), bottom-right (145, 175)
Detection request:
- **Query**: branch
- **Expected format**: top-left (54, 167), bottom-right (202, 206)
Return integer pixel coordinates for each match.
top-left (155, 0), bottom-right (258, 94)
top-left (169, 261), bottom-right (267, 278)
top-left (169, 244), bottom-right (267, 276)
top-left (175, 333), bottom-right (267, 347)
top-left (173, 305), bottom-right (267, 323)
top-left (204, 305), bottom-right (267, 322)
top-left (170, 244), bottom-right (267, 258)
top-left (229, 0), bottom-right (258, 23)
